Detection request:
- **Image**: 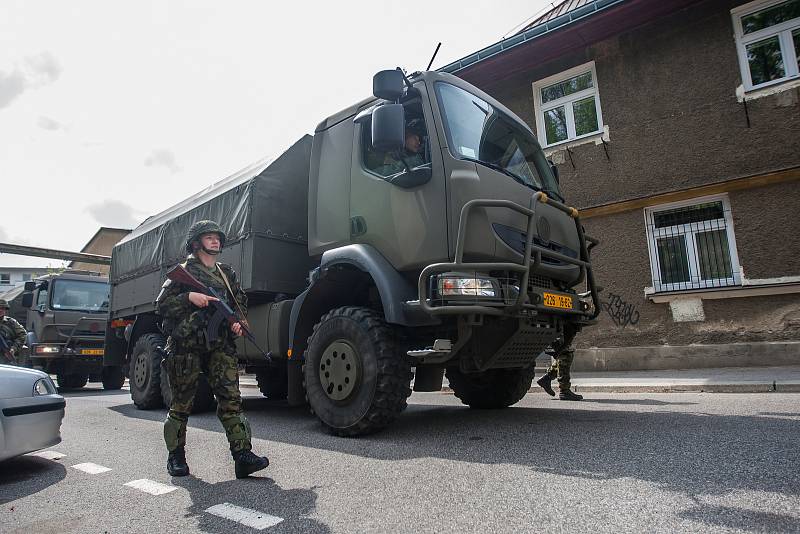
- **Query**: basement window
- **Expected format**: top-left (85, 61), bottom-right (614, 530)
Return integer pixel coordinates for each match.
top-left (645, 195), bottom-right (742, 293)
top-left (532, 61), bottom-right (605, 148)
top-left (732, 0), bottom-right (800, 90)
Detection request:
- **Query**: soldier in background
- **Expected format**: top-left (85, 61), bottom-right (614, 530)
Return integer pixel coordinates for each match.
top-left (0, 299), bottom-right (26, 366)
top-left (157, 220), bottom-right (269, 479)
top-left (536, 340), bottom-right (584, 401)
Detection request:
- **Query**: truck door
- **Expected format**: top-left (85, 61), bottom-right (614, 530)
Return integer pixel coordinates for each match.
top-left (349, 81), bottom-right (449, 271)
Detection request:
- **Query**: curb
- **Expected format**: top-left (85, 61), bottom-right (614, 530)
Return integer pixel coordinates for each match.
top-left (439, 384), bottom-right (800, 394)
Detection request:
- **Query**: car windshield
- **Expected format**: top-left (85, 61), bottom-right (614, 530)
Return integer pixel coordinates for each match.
top-left (51, 280), bottom-right (109, 313)
top-left (435, 82), bottom-right (563, 200)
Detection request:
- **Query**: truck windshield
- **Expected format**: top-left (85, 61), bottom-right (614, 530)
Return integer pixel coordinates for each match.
top-left (435, 82), bottom-right (562, 200)
top-left (51, 280), bottom-right (110, 313)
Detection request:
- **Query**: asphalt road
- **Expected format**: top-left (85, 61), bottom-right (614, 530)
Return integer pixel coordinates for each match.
top-left (1, 386), bottom-right (799, 533)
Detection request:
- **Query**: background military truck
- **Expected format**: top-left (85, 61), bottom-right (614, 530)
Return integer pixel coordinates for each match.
top-left (21, 271), bottom-right (125, 390)
top-left (105, 69), bottom-right (600, 435)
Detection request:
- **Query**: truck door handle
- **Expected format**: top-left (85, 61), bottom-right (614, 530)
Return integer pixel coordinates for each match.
top-left (350, 216), bottom-right (367, 237)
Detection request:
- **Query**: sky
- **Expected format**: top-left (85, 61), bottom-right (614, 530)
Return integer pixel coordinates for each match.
top-left (0, 1), bottom-right (552, 268)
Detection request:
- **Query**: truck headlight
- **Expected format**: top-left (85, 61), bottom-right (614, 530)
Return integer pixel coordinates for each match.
top-left (34, 345), bottom-right (61, 354)
top-left (437, 273), bottom-right (499, 298)
top-left (33, 377), bottom-right (57, 396)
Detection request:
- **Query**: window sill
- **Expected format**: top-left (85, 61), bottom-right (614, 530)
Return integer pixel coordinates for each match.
top-left (645, 277), bottom-right (800, 303)
top-left (736, 77), bottom-right (800, 103)
top-left (542, 126), bottom-right (610, 158)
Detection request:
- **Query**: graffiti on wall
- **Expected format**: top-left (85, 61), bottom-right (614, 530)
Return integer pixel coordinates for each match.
top-left (601, 291), bottom-right (640, 328)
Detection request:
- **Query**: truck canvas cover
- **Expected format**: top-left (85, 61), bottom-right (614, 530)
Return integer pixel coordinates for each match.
top-left (109, 135), bottom-right (314, 318)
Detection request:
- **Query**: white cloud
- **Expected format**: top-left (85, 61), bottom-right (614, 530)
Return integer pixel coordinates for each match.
top-left (86, 200), bottom-right (141, 229)
top-left (144, 148), bottom-right (181, 174)
top-left (0, 52), bottom-right (61, 110)
top-left (37, 116), bottom-right (64, 131)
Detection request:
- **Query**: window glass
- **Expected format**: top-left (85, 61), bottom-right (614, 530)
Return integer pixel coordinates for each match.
top-left (794, 29), bottom-right (800, 68)
top-left (742, 0), bottom-right (800, 33)
top-left (36, 289), bottom-right (48, 308)
top-left (697, 230), bottom-right (734, 280)
top-left (747, 36), bottom-right (787, 84)
top-left (653, 202), bottom-right (725, 228)
top-left (0, 273), bottom-right (9, 284)
top-left (51, 280), bottom-right (110, 312)
top-left (541, 72), bottom-right (593, 103)
top-left (436, 82), bottom-right (561, 198)
top-left (362, 103), bottom-right (430, 178)
top-left (573, 96), bottom-right (599, 137)
top-left (657, 236), bottom-right (691, 284)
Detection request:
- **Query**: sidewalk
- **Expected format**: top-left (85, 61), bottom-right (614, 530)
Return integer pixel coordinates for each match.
top-left (240, 366), bottom-right (800, 394)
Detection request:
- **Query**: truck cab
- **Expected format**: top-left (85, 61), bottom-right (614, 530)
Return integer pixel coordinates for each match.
top-left (21, 272), bottom-right (125, 390)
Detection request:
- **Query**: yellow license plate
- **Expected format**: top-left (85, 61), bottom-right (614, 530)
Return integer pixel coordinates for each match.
top-left (543, 292), bottom-right (573, 310)
top-left (80, 349), bottom-right (104, 356)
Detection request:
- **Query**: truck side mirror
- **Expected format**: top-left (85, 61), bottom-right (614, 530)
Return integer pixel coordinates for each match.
top-left (372, 104), bottom-right (405, 152)
top-left (21, 293), bottom-right (33, 308)
top-left (373, 70), bottom-right (404, 101)
top-left (24, 281), bottom-right (36, 291)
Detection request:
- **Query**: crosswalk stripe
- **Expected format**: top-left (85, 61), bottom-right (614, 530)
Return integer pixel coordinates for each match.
top-left (124, 479), bottom-right (178, 496)
top-left (71, 462), bottom-right (112, 474)
top-left (28, 450), bottom-right (66, 460)
top-left (205, 503), bottom-right (284, 530)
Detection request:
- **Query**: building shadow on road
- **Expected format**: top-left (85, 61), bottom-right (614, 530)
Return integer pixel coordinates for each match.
top-left (110, 395), bottom-right (800, 505)
top-left (579, 398), bottom-right (698, 406)
top-left (0, 455), bottom-right (67, 505)
top-left (678, 505), bottom-right (800, 533)
top-left (170, 474), bottom-right (329, 534)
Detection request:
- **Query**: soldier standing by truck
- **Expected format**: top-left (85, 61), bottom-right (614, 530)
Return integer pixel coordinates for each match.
top-left (156, 220), bottom-right (269, 478)
top-left (0, 299), bottom-right (27, 366)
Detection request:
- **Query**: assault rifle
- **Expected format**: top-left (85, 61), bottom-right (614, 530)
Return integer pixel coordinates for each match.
top-left (0, 332), bottom-right (10, 353)
top-left (165, 264), bottom-right (270, 360)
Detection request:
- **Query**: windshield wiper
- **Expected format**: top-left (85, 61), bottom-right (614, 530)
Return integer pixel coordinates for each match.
top-left (464, 158), bottom-right (537, 191)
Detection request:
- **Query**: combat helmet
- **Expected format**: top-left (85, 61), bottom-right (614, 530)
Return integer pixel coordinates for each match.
top-left (185, 220), bottom-right (226, 255)
top-left (0, 299), bottom-right (9, 309)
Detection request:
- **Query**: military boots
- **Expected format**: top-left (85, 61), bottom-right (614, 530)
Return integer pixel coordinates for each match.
top-left (167, 447), bottom-right (190, 477)
top-left (536, 374), bottom-right (556, 397)
top-left (233, 449), bottom-right (269, 479)
top-left (559, 389), bottom-right (583, 401)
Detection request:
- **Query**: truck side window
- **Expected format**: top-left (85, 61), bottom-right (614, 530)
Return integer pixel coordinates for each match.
top-left (362, 106), bottom-right (430, 179)
top-left (36, 289), bottom-right (48, 308)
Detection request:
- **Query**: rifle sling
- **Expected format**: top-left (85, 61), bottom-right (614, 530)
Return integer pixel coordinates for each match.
top-left (216, 263), bottom-right (247, 323)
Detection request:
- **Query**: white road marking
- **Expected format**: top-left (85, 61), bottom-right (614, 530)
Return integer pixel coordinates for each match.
top-left (205, 503), bottom-right (284, 530)
top-left (124, 479), bottom-right (178, 496)
top-left (28, 450), bottom-right (66, 460)
top-left (71, 462), bottom-right (112, 474)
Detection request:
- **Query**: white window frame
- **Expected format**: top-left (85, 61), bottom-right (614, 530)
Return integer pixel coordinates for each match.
top-left (644, 194), bottom-right (743, 293)
top-left (732, 0), bottom-right (800, 91)
top-left (532, 61), bottom-right (605, 148)
top-left (0, 273), bottom-right (10, 285)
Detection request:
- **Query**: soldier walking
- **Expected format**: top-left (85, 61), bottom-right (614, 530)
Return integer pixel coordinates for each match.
top-left (536, 332), bottom-right (584, 401)
top-left (0, 299), bottom-right (26, 366)
top-left (157, 220), bottom-right (269, 478)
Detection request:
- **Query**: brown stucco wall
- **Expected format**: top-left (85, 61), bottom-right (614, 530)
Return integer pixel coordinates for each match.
top-left (461, 0), bottom-right (800, 355)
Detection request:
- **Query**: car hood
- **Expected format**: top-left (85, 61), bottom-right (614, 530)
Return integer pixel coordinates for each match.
top-left (0, 364), bottom-right (49, 399)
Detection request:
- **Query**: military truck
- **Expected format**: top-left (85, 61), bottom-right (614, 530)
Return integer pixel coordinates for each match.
top-left (105, 69), bottom-right (600, 435)
top-left (21, 271), bottom-right (125, 390)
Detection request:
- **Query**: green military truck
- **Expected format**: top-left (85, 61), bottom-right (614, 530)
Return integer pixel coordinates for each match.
top-left (105, 69), bottom-right (600, 435)
top-left (21, 271), bottom-right (125, 390)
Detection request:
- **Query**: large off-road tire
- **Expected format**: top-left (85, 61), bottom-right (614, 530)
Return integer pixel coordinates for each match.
top-left (159, 361), bottom-right (217, 413)
top-left (101, 365), bottom-right (126, 390)
top-left (303, 306), bottom-right (413, 437)
top-left (446, 367), bottom-right (536, 409)
top-left (129, 333), bottom-right (165, 409)
top-left (56, 372), bottom-right (89, 390)
top-left (255, 365), bottom-right (288, 400)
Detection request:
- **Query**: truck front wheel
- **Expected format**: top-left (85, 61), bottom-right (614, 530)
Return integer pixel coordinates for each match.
top-left (56, 372), bottom-right (89, 390)
top-left (303, 307), bottom-right (412, 436)
top-left (129, 333), bottom-right (165, 409)
top-left (446, 367), bottom-right (536, 409)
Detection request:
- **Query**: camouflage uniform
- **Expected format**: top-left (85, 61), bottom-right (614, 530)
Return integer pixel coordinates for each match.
top-left (157, 254), bottom-right (252, 454)
top-left (0, 300), bottom-right (26, 366)
top-left (543, 346), bottom-right (575, 392)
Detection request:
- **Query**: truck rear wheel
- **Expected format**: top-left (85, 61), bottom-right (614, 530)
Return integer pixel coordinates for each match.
top-left (101, 365), bottom-right (126, 390)
top-left (56, 372), bottom-right (89, 390)
top-left (159, 362), bottom-right (217, 413)
top-left (446, 367), bottom-right (536, 409)
top-left (129, 333), bottom-right (165, 409)
top-left (303, 306), bottom-right (412, 436)
top-left (255, 366), bottom-right (288, 400)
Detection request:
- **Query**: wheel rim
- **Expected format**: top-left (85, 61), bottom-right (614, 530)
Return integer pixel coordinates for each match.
top-left (319, 340), bottom-right (360, 401)
top-left (133, 352), bottom-right (149, 388)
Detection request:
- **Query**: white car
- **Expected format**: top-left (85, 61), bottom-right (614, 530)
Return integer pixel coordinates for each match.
top-left (0, 364), bottom-right (65, 462)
